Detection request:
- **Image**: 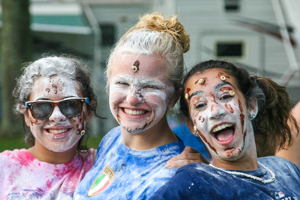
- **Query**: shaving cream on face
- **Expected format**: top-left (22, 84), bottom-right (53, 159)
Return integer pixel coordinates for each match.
top-left (108, 53), bottom-right (175, 134)
top-left (185, 69), bottom-right (255, 162)
top-left (26, 76), bottom-right (86, 152)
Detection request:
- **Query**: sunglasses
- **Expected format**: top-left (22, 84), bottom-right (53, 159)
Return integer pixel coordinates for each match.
top-left (24, 98), bottom-right (90, 119)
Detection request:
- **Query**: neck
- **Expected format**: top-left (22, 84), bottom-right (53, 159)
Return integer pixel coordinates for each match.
top-left (211, 157), bottom-right (258, 171)
top-left (121, 116), bottom-right (178, 150)
top-left (28, 143), bottom-right (78, 164)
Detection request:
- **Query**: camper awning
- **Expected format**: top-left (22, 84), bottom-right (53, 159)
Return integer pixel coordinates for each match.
top-left (29, 2), bottom-right (92, 35)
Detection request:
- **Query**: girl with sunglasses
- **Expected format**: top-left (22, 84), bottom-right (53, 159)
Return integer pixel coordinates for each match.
top-left (0, 56), bottom-right (99, 199)
top-left (75, 12), bottom-right (207, 199)
top-left (149, 60), bottom-right (300, 200)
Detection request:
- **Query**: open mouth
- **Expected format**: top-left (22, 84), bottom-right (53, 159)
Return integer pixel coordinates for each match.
top-left (47, 128), bottom-right (70, 134)
top-left (211, 124), bottom-right (235, 142)
top-left (123, 108), bottom-right (147, 116)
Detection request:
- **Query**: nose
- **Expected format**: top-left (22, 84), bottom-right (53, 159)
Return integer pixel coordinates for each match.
top-left (48, 106), bottom-right (67, 122)
top-left (208, 102), bottom-right (226, 120)
top-left (126, 88), bottom-right (143, 106)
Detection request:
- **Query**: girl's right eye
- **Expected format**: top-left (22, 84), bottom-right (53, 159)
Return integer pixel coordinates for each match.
top-left (195, 102), bottom-right (206, 109)
top-left (116, 82), bottom-right (129, 86)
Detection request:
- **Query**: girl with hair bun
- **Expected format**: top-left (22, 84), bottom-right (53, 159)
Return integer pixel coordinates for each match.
top-left (149, 60), bottom-right (300, 200)
top-left (75, 12), bottom-right (206, 199)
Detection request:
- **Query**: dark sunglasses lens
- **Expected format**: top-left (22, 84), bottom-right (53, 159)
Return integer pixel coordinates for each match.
top-left (31, 102), bottom-right (53, 119)
top-left (59, 100), bottom-right (83, 117)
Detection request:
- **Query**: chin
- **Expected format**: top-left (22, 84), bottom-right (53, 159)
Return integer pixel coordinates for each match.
top-left (122, 126), bottom-right (144, 134)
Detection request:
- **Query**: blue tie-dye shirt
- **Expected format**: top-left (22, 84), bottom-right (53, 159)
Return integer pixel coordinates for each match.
top-left (75, 126), bottom-right (184, 200)
top-left (149, 156), bottom-right (300, 200)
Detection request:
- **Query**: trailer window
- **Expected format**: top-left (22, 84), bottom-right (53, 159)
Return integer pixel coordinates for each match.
top-left (216, 42), bottom-right (243, 57)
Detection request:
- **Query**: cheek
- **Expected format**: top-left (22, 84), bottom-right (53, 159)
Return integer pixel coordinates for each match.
top-left (193, 111), bottom-right (208, 130)
top-left (71, 111), bottom-right (87, 133)
top-left (30, 117), bottom-right (43, 126)
top-left (144, 92), bottom-right (167, 110)
top-left (109, 87), bottom-right (127, 104)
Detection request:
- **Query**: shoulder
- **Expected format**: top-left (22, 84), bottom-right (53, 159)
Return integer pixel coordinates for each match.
top-left (97, 126), bottom-right (121, 151)
top-left (259, 156), bottom-right (297, 168)
top-left (0, 149), bottom-right (24, 160)
top-left (0, 149), bottom-right (28, 172)
top-left (149, 163), bottom-right (208, 200)
top-left (177, 162), bottom-right (211, 175)
top-left (101, 126), bottom-right (121, 142)
top-left (170, 163), bottom-right (213, 186)
top-left (259, 156), bottom-right (300, 175)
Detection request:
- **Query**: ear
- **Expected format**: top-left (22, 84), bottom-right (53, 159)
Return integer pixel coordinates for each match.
top-left (86, 100), bottom-right (96, 123)
top-left (22, 105), bottom-right (31, 127)
top-left (168, 89), bottom-right (181, 108)
top-left (185, 118), bottom-right (194, 133)
top-left (247, 97), bottom-right (258, 120)
top-left (86, 110), bottom-right (93, 123)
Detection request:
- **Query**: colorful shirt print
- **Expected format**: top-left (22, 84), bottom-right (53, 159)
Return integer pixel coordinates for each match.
top-left (74, 126), bottom-right (185, 200)
top-left (0, 148), bottom-right (94, 200)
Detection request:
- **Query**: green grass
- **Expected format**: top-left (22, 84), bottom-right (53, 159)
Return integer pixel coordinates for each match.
top-left (0, 135), bottom-right (27, 152)
top-left (0, 135), bottom-right (103, 152)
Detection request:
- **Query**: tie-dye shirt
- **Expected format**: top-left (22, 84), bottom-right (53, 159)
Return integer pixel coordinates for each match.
top-left (0, 148), bottom-right (94, 200)
top-left (74, 126), bottom-right (185, 200)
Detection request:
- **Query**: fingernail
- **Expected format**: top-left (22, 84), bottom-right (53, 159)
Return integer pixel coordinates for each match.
top-left (166, 162), bottom-right (172, 169)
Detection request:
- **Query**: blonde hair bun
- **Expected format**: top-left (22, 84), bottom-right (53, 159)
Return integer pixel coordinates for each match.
top-left (127, 12), bottom-right (190, 53)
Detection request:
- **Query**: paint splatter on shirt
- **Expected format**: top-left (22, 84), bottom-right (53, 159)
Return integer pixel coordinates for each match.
top-left (74, 126), bottom-right (184, 200)
top-left (149, 156), bottom-right (300, 200)
top-left (0, 148), bottom-right (94, 200)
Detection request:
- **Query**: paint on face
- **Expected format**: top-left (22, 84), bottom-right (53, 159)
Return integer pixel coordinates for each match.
top-left (217, 72), bottom-right (230, 80)
top-left (185, 68), bottom-right (255, 162)
top-left (131, 60), bottom-right (140, 73)
top-left (195, 77), bottom-right (207, 86)
top-left (109, 54), bottom-right (175, 134)
top-left (25, 76), bottom-right (88, 152)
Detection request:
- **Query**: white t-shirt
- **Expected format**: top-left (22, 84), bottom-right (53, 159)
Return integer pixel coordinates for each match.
top-left (0, 148), bottom-right (94, 200)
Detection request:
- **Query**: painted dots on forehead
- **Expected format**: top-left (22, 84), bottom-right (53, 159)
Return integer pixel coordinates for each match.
top-left (131, 60), bottom-right (140, 73)
top-left (216, 71), bottom-right (231, 81)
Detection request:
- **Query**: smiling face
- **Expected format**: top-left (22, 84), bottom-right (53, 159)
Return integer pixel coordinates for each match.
top-left (24, 76), bottom-right (91, 152)
top-left (108, 53), bottom-right (176, 134)
top-left (185, 68), bottom-right (257, 162)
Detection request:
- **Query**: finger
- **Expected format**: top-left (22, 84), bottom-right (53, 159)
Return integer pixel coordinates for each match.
top-left (166, 160), bottom-right (190, 169)
top-left (166, 152), bottom-right (209, 169)
top-left (183, 146), bottom-right (198, 153)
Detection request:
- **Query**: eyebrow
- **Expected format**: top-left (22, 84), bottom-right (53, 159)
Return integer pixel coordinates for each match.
top-left (34, 96), bottom-right (77, 101)
top-left (188, 81), bottom-right (234, 100)
top-left (189, 91), bottom-right (204, 100)
top-left (215, 81), bottom-right (234, 90)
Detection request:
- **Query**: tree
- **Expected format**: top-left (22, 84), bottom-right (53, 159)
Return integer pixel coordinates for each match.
top-left (0, 0), bottom-right (32, 137)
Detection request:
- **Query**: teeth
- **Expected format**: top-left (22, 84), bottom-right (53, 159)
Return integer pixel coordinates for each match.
top-left (124, 109), bottom-right (146, 115)
top-left (212, 124), bottom-right (233, 133)
top-left (48, 129), bottom-right (68, 134)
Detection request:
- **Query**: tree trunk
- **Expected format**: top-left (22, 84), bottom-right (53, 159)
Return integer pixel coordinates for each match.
top-left (0, 0), bottom-right (32, 138)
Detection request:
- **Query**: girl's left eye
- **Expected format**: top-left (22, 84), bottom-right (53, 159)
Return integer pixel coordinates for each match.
top-left (144, 85), bottom-right (159, 89)
top-left (220, 94), bottom-right (232, 100)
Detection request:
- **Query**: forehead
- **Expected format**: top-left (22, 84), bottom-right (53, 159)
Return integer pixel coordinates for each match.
top-left (110, 53), bottom-right (168, 79)
top-left (30, 76), bottom-right (82, 100)
top-left (186, 68), bottom-right (238, 93)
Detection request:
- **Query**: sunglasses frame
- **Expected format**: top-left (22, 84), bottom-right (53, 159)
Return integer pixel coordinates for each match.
top-left (24, 97), bottom-right (90, 119)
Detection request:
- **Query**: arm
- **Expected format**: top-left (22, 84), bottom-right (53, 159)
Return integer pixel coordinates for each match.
top-left (166, 146), bottom-right (209, 169)
top-left (276, 101), bottom-right (300, 168)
